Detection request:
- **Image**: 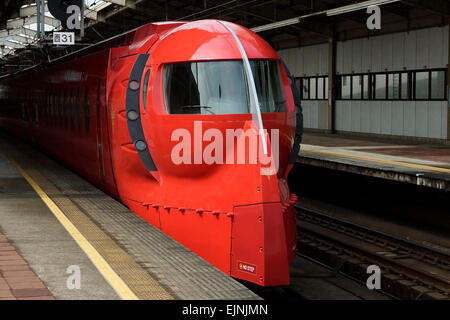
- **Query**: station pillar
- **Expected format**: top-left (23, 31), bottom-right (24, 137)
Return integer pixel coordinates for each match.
top-left (447, 18), bottom-right (450, 142)
top-left (328, 33), bottom-right (337, 134)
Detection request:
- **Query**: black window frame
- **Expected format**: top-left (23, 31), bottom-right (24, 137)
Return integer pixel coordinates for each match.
top-left (76, 86), bottom-right (82, 133)
top-left (84, 86), bottom-right (90, 134)
top-left (70, 87), bottom-right (75, 131)
top-left (142, 69), bottom-right (151, 111)
top-left (337, 68), bottom-right (447, 101)
top-left (297, 75), bottom-right (329, 101)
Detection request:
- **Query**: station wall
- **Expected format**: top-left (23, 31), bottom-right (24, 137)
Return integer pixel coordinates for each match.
top-left (278, 26), bottom-right (449, 140)
top-left (278, 44), bottom-right (329, 130)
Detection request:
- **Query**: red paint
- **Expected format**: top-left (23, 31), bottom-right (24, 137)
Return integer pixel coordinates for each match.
top-left (0, 20), bottom-right (297, 286)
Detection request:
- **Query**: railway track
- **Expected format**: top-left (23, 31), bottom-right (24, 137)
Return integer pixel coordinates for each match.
top-left (295, 205), bottom-right (450, 300)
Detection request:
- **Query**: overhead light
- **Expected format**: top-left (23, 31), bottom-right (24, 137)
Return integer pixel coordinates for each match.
top-left (326, 0), bottom-right (400, 16)
top-left (251, 17), bottom-right (301, 33)
top-left (251, 0), bottom-right (400, 33)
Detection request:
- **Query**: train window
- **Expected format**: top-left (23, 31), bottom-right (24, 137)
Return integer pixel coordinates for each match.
top-left (63, 89), bottom-right (66, 129)
top-left (45, 90), bottom-right (49, 125)
top-left (84, 86), bottom-right (89, 134)
top-left (60, 89), bottom-right (64, 127)
top-left (58, 90), bottom-right (61, 127)
top-left (251, 60), bottom-right (287, 113)
top-left (142, 70), bottom-right (150, 110)
top-left (64, 89), bottom-right (69, 129)
top-left (163, 60), bottom-right (286, 115)
top-left (70, 87), bottom-right (75, 131)
top-left (52, 90), bottom-right (55, 125)
top-left (53, 90), bottom-right (57, 126)
top-left (431, 71), bottom-right (445, 100)
top-left (46, 90), bottom-right (51, 125)
top-left (76, 87), bottom-right (82, 132)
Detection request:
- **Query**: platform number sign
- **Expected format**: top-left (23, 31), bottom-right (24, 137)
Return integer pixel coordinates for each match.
top-left (53, 32), bottom-right (75, 45)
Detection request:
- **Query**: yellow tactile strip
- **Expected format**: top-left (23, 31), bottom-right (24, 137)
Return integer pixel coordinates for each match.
top-left (8, 158), bottom-right (173, 300)
top-left (301, 147), bottom-right (450, 174)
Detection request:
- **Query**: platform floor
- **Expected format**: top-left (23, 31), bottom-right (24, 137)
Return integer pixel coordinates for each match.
top-left (0, 132), bottom-right (259, 300)
top-left (0, 230), bottom-right (55, 300)
top-left (299, 133), bottom-right (450, 191)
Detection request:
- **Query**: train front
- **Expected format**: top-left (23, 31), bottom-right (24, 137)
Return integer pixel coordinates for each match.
top-left (115, 20), bottom-right (298, 286)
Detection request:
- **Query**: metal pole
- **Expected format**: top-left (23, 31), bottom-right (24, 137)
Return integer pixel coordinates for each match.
top-left (41, 0), bottom-right (46, 39)
top-left (447, 17), bottom-right (450, 142)
top-left (328, 33), bottom-right (337, 134)
top-left (36, 0), bottom-right (41, 39)
top-left (80, 0), bottom-right (85, 38)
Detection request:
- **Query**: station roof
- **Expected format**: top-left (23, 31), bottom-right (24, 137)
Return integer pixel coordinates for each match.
top-left (0, 0), bottom-right (449, 76)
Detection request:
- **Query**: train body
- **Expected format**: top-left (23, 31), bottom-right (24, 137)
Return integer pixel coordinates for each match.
top-left (0, 20), bottom-right (299, 286)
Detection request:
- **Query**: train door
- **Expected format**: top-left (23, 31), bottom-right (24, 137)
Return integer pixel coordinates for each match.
top-left (95, 79), bottom-right (106, 186)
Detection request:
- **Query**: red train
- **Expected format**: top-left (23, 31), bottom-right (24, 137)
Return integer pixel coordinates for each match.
top-left (0, 20), bottom-right (301, 287)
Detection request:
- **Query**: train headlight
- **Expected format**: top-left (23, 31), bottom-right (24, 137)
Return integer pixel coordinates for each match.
top-left (134, 140), bottom-right (147, 152)
top-left (127, 110), bottom-right (139, 121)
top-left (129, 80), bottom-right (140, 91)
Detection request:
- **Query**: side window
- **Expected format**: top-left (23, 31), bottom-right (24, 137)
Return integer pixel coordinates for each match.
top-left (84, 86), bottom-right (90, 134)
top-left (58, 89), bottom-right (66, 128)
top-left (52, 90), bottom-right (56, 126)
top-left (76, 87), bottom-right (81, 132)
top-left (55, 90), bottom-right (58, 126)
top-left (70, 87), bottom-right (75, 131)
top-left (142, 69), bottom-right (151, 110)
top-left (60, 88), bottom-right (68, 129)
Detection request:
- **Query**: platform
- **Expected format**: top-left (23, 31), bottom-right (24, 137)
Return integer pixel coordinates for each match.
top-left (299, 133), bottom-right (450, 191)
top-left (0, 132), bottom-right (259, 300)
top-left (0, 229), bottom-right (55, 300)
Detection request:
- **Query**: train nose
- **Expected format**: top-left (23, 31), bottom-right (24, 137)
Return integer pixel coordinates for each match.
top-left (222, 120), bottom-right (296, 286)
top-left (230, 202), bottom-right (291, 286)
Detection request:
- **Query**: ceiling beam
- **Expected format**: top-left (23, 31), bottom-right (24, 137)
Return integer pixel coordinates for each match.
top-left (7, 15), bottom-right (59, 29)
top-left (400, 0), bottom-right (450, 16)
top-left (0, 40), bottom-right (26, 49)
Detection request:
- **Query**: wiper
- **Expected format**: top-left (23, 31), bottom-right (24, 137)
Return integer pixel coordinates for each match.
top-left (181, 105), bottom-right (212, 109)
top-left (181, 105), bottom-right (215, 115)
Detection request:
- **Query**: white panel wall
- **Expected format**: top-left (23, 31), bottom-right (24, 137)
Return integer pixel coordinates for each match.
top-left (334, 26), bottom-right (448, 140)
top-left (302, 101), bottom-right (329, 130)
top-left (279, 26), bottom-right (449, 140)
top-left (336, 26), bottom-right (448, 73)
top-left (336, 101), bottom-right (448, 139)
top-left (278, 43), bottom-right (328, 77)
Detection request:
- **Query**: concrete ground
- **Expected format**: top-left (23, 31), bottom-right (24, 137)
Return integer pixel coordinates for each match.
top-left (0, 132), bottom-right (260, 300)
top-left (0, 152), bottom-right (120, 300)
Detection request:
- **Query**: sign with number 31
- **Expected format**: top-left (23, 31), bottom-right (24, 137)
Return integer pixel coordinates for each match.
top-left (53, 32), bottom-right (75, 45)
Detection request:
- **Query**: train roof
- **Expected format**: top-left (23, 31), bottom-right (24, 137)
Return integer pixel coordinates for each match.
top-left (0, 21), bottom-right (186, 80)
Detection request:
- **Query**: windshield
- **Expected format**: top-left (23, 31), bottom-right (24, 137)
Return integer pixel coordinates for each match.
top-left (163, 60), bottom-right (286, 115)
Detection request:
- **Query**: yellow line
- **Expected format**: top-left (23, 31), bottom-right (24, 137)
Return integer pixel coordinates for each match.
top-left (10, 159), bottom-right (139, 301)
top-left (301, 147), bottom-right (450, 174)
